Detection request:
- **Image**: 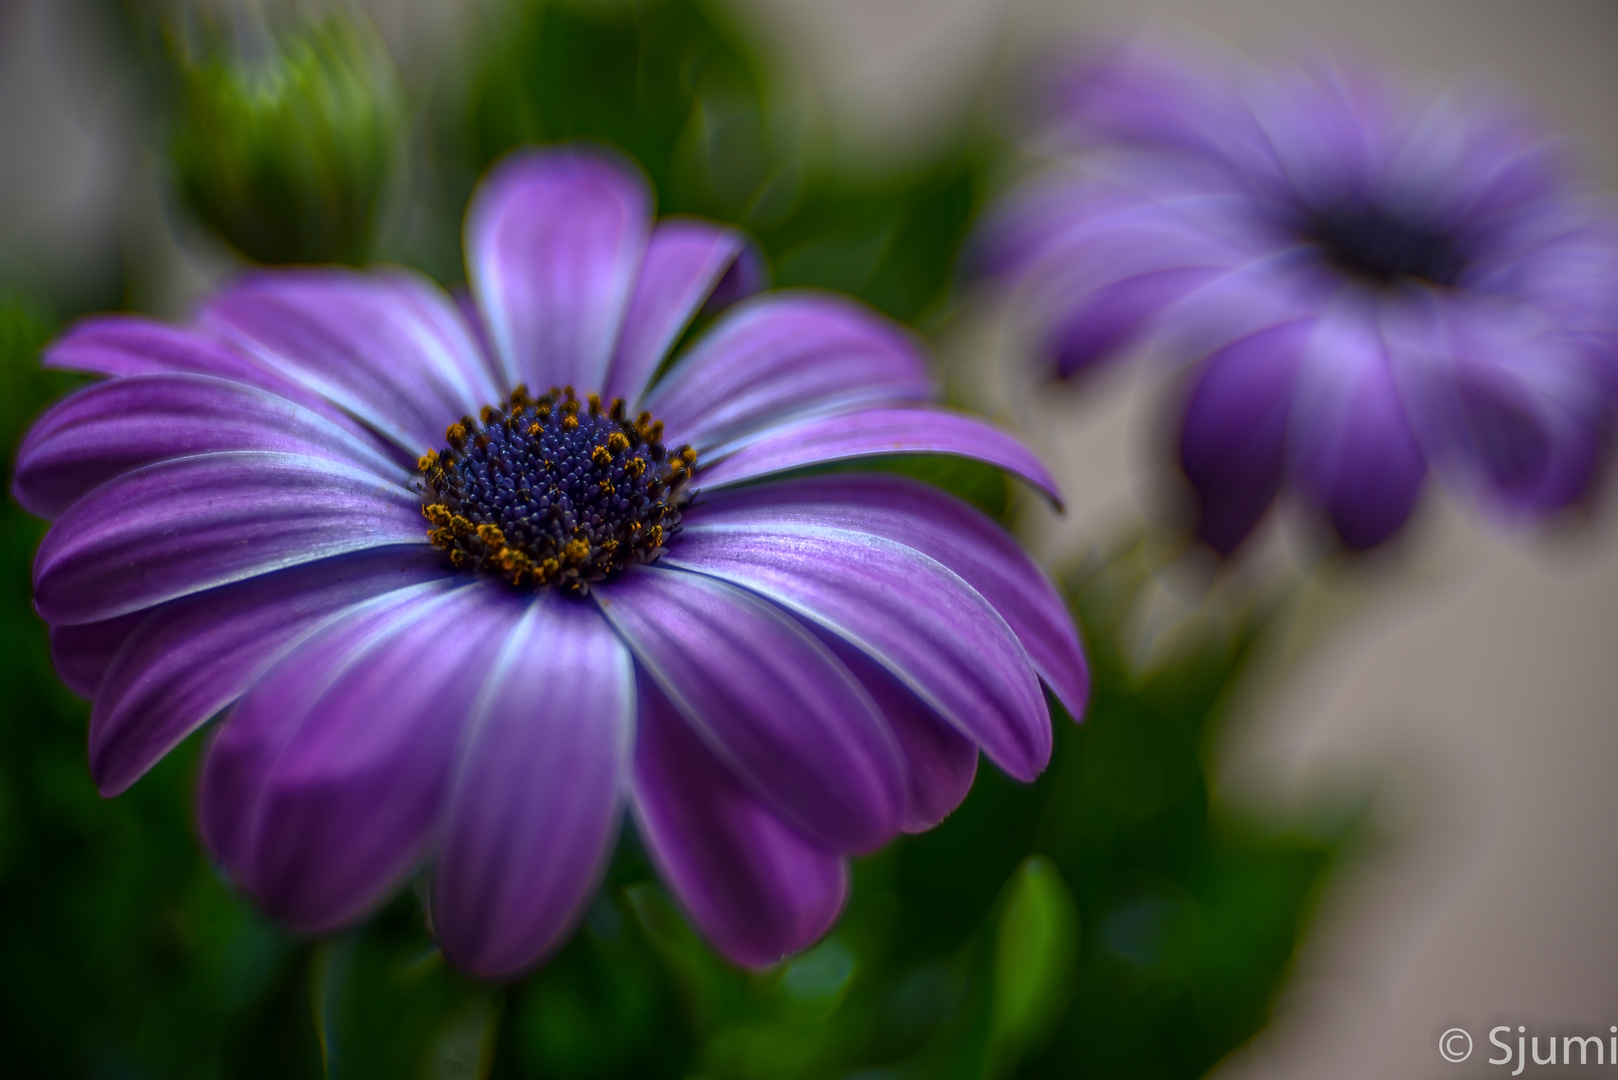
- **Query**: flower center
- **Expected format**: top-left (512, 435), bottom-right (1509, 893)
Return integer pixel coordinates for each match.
top-left (1303, 205), bottom-right (1466, 288)
top-left (417, 386), bottom-right (695, 593)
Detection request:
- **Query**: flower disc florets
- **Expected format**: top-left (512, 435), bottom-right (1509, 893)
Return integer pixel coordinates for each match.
top-left (1301, 205), bottom-right (1467, 288)
top-left (418, 385), bottom-right (695, 593)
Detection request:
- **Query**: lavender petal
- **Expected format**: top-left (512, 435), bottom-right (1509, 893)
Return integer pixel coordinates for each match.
top-left (630, 673), bottom-right (847, 968)
top-left (90, 547), bottom-right (450, 797)
top-left (696, 406), bottom-right (1063, 507)
top-left (432, 597), bottom-right (633, 979)
top-left (34, 451), bottom-right (426, 625)
top-left (665, 524), bottom-right (1050, 782)
top-left (200, 269), bottom-right (502, 456)
top-left (596, 565), bottom-right (905, 854)
top-left (1178, 320), bottom-right (1310, 553)
top-left (466, 147), bottom-right (650, 394)
top-left (692, 474), bottom-right (1088, 720)
top-left (604, 220), bottom-right (747, 406)
top-left (14, 373), bottom-right (409, 520)
top-left (642, 292), bottom-right (932, 450)
top-left (1289, 306), bottom-right (1427, 549)
top-left (199, 581), bottom-right (523, 933)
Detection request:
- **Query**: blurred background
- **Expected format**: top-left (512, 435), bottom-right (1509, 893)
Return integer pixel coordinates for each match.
top-left (2, 0), bottom-right (1615, 1077)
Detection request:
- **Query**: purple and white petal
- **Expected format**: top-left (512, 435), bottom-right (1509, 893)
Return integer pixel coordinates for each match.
top-left (818, 633), bottom-right (978, 833)
top-left (695, 405), bottom-right (1063, 507)
top-left (34, 451), bottom-right (426, 625)
top-left (433, 596), bottom-right (634, 979)
top-left (604, 220), bottom-right (747, 406)
top-left (466, 147), bottom-right (650, 394)
top-left (200, 581), bottom-right (524, 933)
top-left (692, 474), bottom-right (1088, 720)
top-left (596, 565), bottom-right (905, 854)
top-left (14, 373), bottom-right (409, 520)
top-left (197, 580), bottom-right (463, 885)
top-left (90, 547), bottom-right (450, 797)
top-left (50, 613), bottom-right (146, 699)
top-left (665, 523), bottom-right (1050, 782)
top-left (643, 293), bottom-right (933, 450)
top-left (200, 269), bottom-right (501, 456)
top-left (630, 673), bottom-right (847, 969)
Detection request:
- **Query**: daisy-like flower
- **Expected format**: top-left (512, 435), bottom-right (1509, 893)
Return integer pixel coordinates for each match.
top-left (979, 39), bottom-right (1618, 552)
top-left (15, 146), bottom-right (1088, 978)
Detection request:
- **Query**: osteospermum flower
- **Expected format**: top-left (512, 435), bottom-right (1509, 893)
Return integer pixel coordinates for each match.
top-left (978, 39), bottom-right (1618, 552)
top-left (15, 146), bottom-right (1088, 978)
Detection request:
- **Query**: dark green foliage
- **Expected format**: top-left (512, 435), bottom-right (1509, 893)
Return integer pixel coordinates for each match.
top-left (458, 0), bottom-right (980, 325)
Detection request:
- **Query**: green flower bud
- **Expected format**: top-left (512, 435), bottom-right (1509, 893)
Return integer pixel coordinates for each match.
top-left (169, 16), bottom-right (403, 265)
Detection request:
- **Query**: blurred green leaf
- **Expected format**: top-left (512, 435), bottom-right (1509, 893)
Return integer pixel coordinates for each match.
top-left (989, 856), bottom-right (1079, 1071)
top-left (310, 905), bottom-right (498, 1080)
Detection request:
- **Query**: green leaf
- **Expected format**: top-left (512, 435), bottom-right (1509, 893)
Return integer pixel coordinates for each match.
top-left (989, 856), bottom-right (1080, 1071)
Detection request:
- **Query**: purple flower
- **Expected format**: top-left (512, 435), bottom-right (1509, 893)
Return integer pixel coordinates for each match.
top-left (15, 146), bottom-right (1088, 978)
top-left (979, 39), bottom-right (1618, 552)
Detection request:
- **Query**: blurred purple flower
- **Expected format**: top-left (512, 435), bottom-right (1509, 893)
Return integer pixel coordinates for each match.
top-left (979, 39), bottom-right (1618, 552)
top-left (15, 146), bottom-right (1088, 978)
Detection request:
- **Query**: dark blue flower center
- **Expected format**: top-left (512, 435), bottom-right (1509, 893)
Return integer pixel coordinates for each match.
top-left (1304, 206), bottom-right (1466, 287)
top-left (418, 386), bottom-right (694, 593)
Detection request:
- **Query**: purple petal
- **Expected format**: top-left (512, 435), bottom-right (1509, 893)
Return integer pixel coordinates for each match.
top-left (43, 315), bottom-right (371, 433)
top-left (604, 220), bottom-right (747, 407)
top-left (1178, 320), bottom-right (1310, 554)
top-left (692, 474), bottom-right (1088, 721)
top-left (200, 581), bottom-right (524, 933)
top-left (1387, 295), bottom-right (1603, 515)
top-left (200, 269), bottom-right (502, 456)
top-left (818, 633), bottom-right (978, 833)
top-left (197, 582), bottom-right (457, 884)
top-left (696, 406), bottom-right (1063, 507)
top-left (665, 524), bottom-right (1050, 782)
top-left (642, 293), bottom-right (933, 450)
top-left (34, 451), bottom-right (426, 625)
top-left (14, 374), bottom-right (409, 520)
top-left (1045, 266), bottom-right (1219, 379)
top-left (433, 597), bottom-right (633, 979)
top-left (596, 565), bottom-right (905, 854)
top-left (1288, 306), bottom-right (1426, 548)
top-left (630, 673), bottom-right (847, 968)
top-left (466, 147), bottom-right (650, 394)
top-left (50, 613), bottom-right (145, 699)
top-left (90, 547), bottom-right (449, 797)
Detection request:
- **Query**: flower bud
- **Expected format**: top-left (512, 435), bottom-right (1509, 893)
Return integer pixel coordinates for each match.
top-left (169, 16), bottom-right (403, 265)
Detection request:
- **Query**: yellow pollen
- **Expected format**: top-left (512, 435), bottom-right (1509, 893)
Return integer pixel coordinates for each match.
top-left (445, 422), bottom-right (467, 448)
top-left (607, 432), bottom-right (631, 453)
top-left (562, 414), bottom-right (579, 431)
top-left (563, 539), bottom-right (590, 563)
top-left (476, 523), bottom-right (506, 546)
top-left (527, 422), bottom-right (541, 436)
top-left (587, 393), bottom-right (602, 416)
top-left (418, 449), bottom-right (439, 471)
top-left (591, 445), bottom-right (614, 466)
top-left (625, 457), bottom-right (646, 478)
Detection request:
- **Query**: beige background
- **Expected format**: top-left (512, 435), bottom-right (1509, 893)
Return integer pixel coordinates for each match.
top-left (4, 1), bottom-right (1616, 1075)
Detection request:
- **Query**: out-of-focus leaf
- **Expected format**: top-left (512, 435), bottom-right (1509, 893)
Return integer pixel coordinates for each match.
top-left (989, 856), bottom-right (1079, 1070)
top-left (310, 904), bottom-right (498, 1080)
